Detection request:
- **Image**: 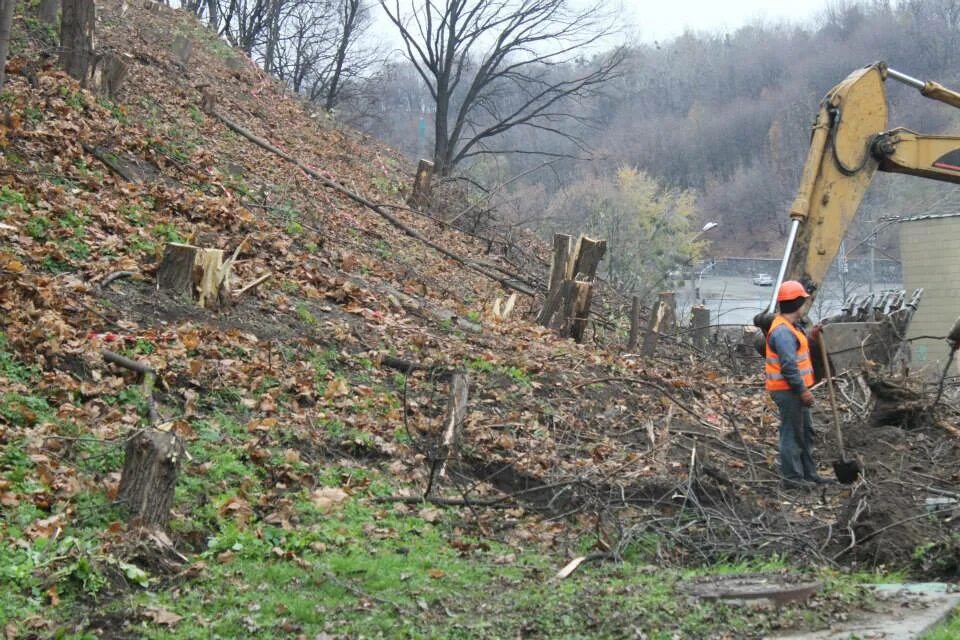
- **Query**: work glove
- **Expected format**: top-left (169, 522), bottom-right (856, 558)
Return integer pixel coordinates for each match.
top-left (800, 390), bottom-right (815, 407)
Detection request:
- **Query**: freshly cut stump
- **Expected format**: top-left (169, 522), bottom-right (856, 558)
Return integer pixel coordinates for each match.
top-left (156, 242), bottom-right (232, 309)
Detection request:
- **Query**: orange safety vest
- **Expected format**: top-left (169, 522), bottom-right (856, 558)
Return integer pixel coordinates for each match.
top-left (765, 315), bottom-right (815, 392)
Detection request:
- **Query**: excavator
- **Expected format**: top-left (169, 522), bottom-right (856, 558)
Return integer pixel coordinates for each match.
top-left (757, 61), bottom-right (960, 376)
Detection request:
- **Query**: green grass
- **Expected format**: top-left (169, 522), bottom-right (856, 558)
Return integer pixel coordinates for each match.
top-left (0, 186), bottom-right (30, 218)
top-left (924, 609), bottom-right (960, 639)
top-left (80, 501), bottom-right (878, 639)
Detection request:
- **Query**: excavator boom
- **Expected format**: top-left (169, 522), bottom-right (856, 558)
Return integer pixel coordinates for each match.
top-left (765, 62), bottom-right (960, 373)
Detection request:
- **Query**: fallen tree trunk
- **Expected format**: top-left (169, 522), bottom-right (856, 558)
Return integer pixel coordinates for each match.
top-left (209, 109), bottom-right (536, 296)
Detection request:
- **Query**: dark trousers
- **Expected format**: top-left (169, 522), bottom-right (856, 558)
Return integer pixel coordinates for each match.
top-left (771, 390), bottom-right (817, 481)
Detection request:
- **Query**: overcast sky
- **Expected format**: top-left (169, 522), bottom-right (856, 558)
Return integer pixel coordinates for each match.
top-left (374, 0), bottom-right (834, 53)
top-left (625, 0), bottom-right (830, 43)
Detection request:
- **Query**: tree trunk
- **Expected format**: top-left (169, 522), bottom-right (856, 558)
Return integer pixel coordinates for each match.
top-left (38, 0), bottom-right (60, 25)
top-left (60, 0), bottom-right (95, 85)
top-left (206, 0), bottom-right (218, 28)
top-left (0, 0), bottom-right (17, 87)
top-left (117, 429), bottom-right (183, 528)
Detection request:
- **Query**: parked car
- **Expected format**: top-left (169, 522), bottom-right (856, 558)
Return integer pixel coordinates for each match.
top-left (752, 273), bottom-right (774, 286)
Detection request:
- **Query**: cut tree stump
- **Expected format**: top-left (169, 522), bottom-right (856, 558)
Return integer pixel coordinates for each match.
top-left (117, 429), bottom-right (184, 528)
top-left (642, 300), bottom-right (666, 357)
top-left (537, 233), bottom-right (605, 342)
top-left (156, 242), bottom-right (233, 309)
top-left (692, 305), bottom-right (710, 349)
top-left (408, 159), bottom-right (434, 209)
top-left (435, 372), bottom-right (469, 482)
top-left (567, 282), bottom-right (594, 343)
top-left (537, 234), bottom-right (572, 327)
top-left (568, 236), bottom-right (606, 280)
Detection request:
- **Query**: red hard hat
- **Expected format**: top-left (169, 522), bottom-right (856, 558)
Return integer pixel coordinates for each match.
top-left (777, 280), bottom-right (810, 302)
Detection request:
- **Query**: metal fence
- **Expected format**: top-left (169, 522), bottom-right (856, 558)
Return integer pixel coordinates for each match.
top-left (697, 257), bottom-right (901, 281)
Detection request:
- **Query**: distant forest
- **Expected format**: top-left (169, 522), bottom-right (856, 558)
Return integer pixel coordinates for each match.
top-left (172, 0), bottom-right (960, 271)
top-left (347, 0), bottom-right (960, 260)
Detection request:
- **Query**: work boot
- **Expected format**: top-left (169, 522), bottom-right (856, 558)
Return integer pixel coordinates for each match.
top-left (805, 475), bottom-right (835, 485)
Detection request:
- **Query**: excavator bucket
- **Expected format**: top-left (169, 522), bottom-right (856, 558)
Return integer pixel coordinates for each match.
top-left (814, 289), bottom-right (923, 378)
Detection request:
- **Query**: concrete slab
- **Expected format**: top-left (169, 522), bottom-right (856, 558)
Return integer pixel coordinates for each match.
top-left (769, 583), bottom-right (960, 640)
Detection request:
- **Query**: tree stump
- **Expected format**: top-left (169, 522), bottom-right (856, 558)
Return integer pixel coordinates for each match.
top-left (569, 235), bottom-right (606, 280)
top-left (60, 0), bottom-right (95, 85)
top-left (567, 281), bottom-right (594, 343)
top-left (537, 234), bottom-right (572, 326)
top-left (692, 305), bottom-right (710, 349)
top-left (642, 300), bottom-right (666, 357)
top-left (156, 242), bottom-right (232, 309)
top-left (117, 429), bottom-right (184, 528)
top-left (408, 159), bottom-right (434, 209)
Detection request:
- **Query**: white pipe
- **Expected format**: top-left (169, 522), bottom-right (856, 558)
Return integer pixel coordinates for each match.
top-left (767, 219), bottom-right (801, 314)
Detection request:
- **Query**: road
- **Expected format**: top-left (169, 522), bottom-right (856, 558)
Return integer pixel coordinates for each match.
top-left (676, 275), bottom-right (904, 326)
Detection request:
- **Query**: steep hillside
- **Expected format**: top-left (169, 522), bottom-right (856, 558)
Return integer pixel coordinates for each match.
top-left (3, 2), bottom-right (960, 638)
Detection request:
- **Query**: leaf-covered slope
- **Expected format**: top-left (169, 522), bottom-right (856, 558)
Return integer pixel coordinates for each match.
top-left (4, 1), bottom-right (960, 637)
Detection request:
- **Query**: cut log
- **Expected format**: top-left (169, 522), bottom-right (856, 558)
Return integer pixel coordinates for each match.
top-left (117, 429), bottom-right (183, 528)
top-left (156, 242), bottom-right (232, 309)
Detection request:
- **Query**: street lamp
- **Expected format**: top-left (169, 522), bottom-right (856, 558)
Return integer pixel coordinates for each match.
top-left (639, 221), bottom-right (721, 301)
top-left (689, 222), bottom-right (720, 304)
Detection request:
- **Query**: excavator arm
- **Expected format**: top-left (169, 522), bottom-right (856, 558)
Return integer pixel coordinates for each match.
top-left (764, 62), bottom-right (960, 373)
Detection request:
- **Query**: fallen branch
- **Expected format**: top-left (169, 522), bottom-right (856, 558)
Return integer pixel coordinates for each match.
top-left (234, 272), bottom-right (271, 298)
top-left (373, 495), bottom-right (515, 508)
top-left (102, 349), bottom-right (158, 425)
top-left (81, 142), bottom-right (139, 183)
top-left (98, 270), bottom-right (136, 289)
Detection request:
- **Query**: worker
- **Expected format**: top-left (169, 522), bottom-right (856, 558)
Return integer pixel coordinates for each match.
top-left (765, 280), bottom-right (829, 489)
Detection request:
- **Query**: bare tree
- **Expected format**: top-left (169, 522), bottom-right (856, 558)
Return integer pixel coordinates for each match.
top-left (380, 0), bottom-right (626, 176)
top-left (218, 0), bottom-right (279, 54)
top-left (0, 0), bottom-right (15, 87)
top-left (285, 0), bottom-right (377, 112)
top-left (320, 0), bottom-right (367, 111)
top-left (60, 0), bottom-right (95, 85)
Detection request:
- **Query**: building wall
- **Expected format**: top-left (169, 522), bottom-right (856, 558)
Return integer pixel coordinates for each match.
top-left (900, 217), bottom-right (960, 375)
